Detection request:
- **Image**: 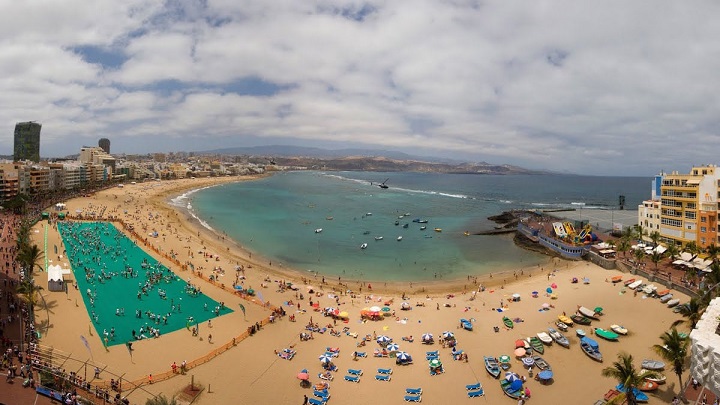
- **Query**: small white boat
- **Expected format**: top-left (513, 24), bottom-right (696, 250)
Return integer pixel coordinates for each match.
top-left (420, 226), bottom-right (427, 230)
top-left (641, 359), bottom-right (665, 371)
top-left (578, 306), bottom-right (600, 320)
top-left (628, 280), bottom-right (643, 289)
top-left (314, 228), bottom-right (323, 233)
top-left (576, 329), bottom-right (586, 338)
top-left (397, 236), bottom-right (403, 241)
top-left (556, 321), bottom-right (569, 332)
top-left (536, 332), bottom-right (553, 345)
top-left (366, 213), bottom-right (372, 216)
top-left (641, 369), bottom-right (666, 384)
top-left (360, 243), bottom-right (368, 249)
top-left (666, 298), bottom-right (680, 308)
top-left (642, 284), bottom-right (657, 294)
top-left (374, 236), bottom-right (383, 241)
top-left (610, 324), bottom-right (628, 335)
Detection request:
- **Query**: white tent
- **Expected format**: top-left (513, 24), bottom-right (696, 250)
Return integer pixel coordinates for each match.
top-left (47, 264), bottom-right (71, 292)
top-left (681, 252), bottom-right (695, 261)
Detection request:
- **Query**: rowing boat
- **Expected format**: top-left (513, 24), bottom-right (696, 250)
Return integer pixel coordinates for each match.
top-left (593, 328), bottom-right (619, 341)
top-left (570, 314), bottom-right (592, 325)
top-left (526, 336), bottom-right (544, 354)
top-left (547, 327), bottom-right (570, 348)
top-left (610, 324), bottom-right (628, 335)
top-left (503, 316), bottom-right (514, 329)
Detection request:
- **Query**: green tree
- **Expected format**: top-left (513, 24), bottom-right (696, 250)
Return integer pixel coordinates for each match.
top-left (617, 238), bottom-right (631, 258)
top-left (17, 244), bottom-right (44, 281)
top-left (652, 328), bottom-right (689, 400)
top-left (633, 248), bottom-right (645, 268)
top-left (649, 231), bottom-right (661, 247)
top-left (706, 243), bottom-right (720, 264)
top-left (684, 241), bottom-right (701, 262)
top-left (16, 281), bottom-right (44, 312)
top-left (666, 242), bottom-right (680, 263)
top-left (650, 250), bottom-right (665, 271)
top-left (675, 297), bottom-right (705, 329)
top-left (601, 352), bottom-right (658, 405)
top-left (146, 394), bottom-right (178, 405)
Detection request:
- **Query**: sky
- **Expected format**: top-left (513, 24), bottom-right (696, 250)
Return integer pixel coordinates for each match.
top-left (1, 1), bottom-right (720, 176)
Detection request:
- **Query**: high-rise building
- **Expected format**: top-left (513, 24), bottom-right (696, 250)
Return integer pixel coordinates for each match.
top-left (98, 138), bottom-right (110, 154)
top-left (13, 121), bottom-right (41, 162)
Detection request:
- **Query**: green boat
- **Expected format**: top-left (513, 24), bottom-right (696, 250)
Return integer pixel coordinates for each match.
top-left (593, 328), bottom-right (619, 341)
top-left (527, 337), bottom-right (544, 354)
top-left (503, 316), bottom-right (514, 329)
top-left (570, 314), bottom-right (592, 325)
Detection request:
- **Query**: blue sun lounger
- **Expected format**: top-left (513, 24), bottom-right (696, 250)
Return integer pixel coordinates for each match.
top-left (344, 375), bottom-right (360, 383)
top-left (377, 368), bottom-right (393, 375)
top-left (466, 383), bottom-right (481, 391)
top-left (348, 369), bottom-right (363, 376)
top-left (308, 398), bottom-right (326, 405)
top-left (404, 394), bottom-right (422, 402)
top-left (375, 374), bottom-right (391, 381)
top-left (313, 390), bottom-right (330, 400)
top-left (406, 388), bottom-right (422, 395)
top-left (355, 351), bottom-right (367, 358)
top-left (468, 389), bottom-right (484, 398)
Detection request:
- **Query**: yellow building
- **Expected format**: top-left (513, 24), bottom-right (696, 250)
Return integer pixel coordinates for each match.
top-left (659, 165), bottom-right (720, 249)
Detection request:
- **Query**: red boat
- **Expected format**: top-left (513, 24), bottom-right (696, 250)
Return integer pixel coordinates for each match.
top-left (639, 380), bottom-right (659, 391)
top-left (623, 278), bottom-right (636, 286)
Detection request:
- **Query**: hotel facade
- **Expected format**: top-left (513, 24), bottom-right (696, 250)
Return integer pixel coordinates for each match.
top-left (638, 165), bottom-right (720, 249)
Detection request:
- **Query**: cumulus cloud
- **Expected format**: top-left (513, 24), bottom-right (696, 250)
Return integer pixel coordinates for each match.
top-left (0, 0), bottom-right (719, 175)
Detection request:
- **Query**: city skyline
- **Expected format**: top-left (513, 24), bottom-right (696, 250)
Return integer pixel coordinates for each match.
top-left (1, 1), bottom-right (719, 175)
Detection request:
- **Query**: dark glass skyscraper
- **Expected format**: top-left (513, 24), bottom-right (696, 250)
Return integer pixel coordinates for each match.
top-left (13, 121), bottom-right (41, 162)
top-left (99, 138), bottom-right (110, 154)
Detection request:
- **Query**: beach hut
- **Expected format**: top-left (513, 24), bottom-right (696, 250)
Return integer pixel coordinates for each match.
top-left (47, 264), bottom-right (71, 292)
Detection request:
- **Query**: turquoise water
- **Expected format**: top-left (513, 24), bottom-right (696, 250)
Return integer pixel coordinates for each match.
top-left (58, 222), bottom-right (232, 345)
top-left (183, 172), bottom-right (649, 282)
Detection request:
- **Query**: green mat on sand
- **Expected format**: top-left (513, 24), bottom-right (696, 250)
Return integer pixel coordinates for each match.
top-left (57, 222), bottom-right (232, 346)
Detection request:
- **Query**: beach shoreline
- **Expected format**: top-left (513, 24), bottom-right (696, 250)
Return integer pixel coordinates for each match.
top-left (30, 175), bottom-right (689, 405)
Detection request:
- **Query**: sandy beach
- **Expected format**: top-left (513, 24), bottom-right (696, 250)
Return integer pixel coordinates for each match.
top-left (30, 176), bottom-right (690, 404)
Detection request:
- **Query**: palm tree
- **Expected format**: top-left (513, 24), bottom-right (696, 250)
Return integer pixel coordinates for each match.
top-left (649, 231), bottom-right (661, 247)
top-left (684, 241), bottom-right (701, 262)
top-left (650, 250), bottom-right (664, 271)
top-left (602, 352), bottom-right (658, 405)
top-left (146, 394), bottom-right (178, 405)
top-left (706, 243), bottom-right (720, 265)
top-left (652, 328), bottom-right (689, 400)
top-left (16, 281), bottom-right (44, 313)
top-left (666, 242), bottom-right (680, 264)
top-left (617, 238), bottom-right (631, 259)
top-left (675, 297), bottom-right (705, 329)
top-left (17, 244), bottom-right (44, 281)
top-left (633, 248), bottom-right (646, 268)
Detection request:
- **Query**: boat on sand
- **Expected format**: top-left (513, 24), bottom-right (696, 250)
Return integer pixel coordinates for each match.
top-left (532, 356), bottom-right (551, 371)
top-left (526, 336), bottom-right (544, 354)
top-left (555, 321), bottom-right (569, 331)
top-left (503, 316), bottom-right (514, 329)
top-left (536, 332), bottom-right (553, 345)
top-left (641, 369), bottom-right (666, 385)
top-left (593, 328), bottom-right (619, 341)
top-left (484, 356), bottom-right (501, 378)
top-left (628, 280), bottom-right (643, 289)
top-left (557, 315), bottom-right (574, 326)
top-left (578, 306), bottom-right (600, 320)
top-left (580, 336), bottom-right (602, 362)
top-left (623, 278), bottom-right (636, 286)
top-left (570, 314), bottom-right (592, 325)
top-left (641, 359), bottom-right (665, 370)
top-left (547, 327), bottom-right (570, 348)
top-left (610, 324), bottom-right (628, 335)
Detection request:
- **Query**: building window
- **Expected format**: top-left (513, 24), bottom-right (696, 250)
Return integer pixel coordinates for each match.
top-left (701, 227), bottom-right (707, 233)
top-left (701, 237), bottom-right (706, 244)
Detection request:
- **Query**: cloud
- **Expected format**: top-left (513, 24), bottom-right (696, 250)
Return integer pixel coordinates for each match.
top-left (0, 0), bottom-right (719, 175)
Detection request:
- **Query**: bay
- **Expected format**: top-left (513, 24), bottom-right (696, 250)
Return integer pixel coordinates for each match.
top-left (181, 171), bottom-right (649, 282)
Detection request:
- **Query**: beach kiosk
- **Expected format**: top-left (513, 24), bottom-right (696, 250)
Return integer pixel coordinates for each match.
top-left (47, 264), bottom-right (71, 292)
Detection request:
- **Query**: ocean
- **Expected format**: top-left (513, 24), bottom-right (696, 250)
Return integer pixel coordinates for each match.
top-left (174, 171), bottom-right (649, 282)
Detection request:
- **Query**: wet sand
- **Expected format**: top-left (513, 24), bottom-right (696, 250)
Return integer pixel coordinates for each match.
top-left (32, 177), bottom-right (690, 404)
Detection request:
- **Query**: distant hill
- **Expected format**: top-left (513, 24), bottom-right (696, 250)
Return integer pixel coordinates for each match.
top-left (205, 145), bottom-right (544, 175)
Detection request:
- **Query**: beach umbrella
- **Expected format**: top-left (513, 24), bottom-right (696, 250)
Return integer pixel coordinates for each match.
top-left (442, 331), bottom-right (455, 340)
top-left (401, 302), bottom-right (411, 309)
top-left (514, 348), bottom-right (526, 357)
top-left (386, 343), bottom-right (400, 352)
top-left (319, 354), bottom-right (333, 364)
top-left (546, 287), bottom-right (553, 294)
top-left (511, 379), bottom-right (524, 391)
top-left (541, 303), bottom-right (550, 309)
top-left (381, 306), bottom-right (391, 312)
top-left (538, 370), bottom-right (553, 381)
top-left (396, 352), bottom-right (412, 362)
top-left (505, 372), bottom-right (519, 382)
top-left (522, 357), bottom-right (535, 367)
top-left (594, 306), bottom-right (603, 314)
top-left (583, 277), bottom-right (590, 284)
top-left (499, 355), bottom-right (511, 364)
top-left (512, 293), bottom-right (521, 299)
top-left (338, 311), bottom-right (349, 319)
top-left (376, 335), bottom-right (392, 344)
top-left (370, 306), bottom-right (382, 313)
top-left (532, 291), bottom-right (539, 297)
top-left (429, 359), bottom-right (442, 368)
top-left (421, 333), bottom-right (433, 342)
top-left (297, 372), bottom-right (309, 381)
top-left (515, 339), bottom-right (526, 348)
top-left (551, 283), bottom-right (558, 289)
